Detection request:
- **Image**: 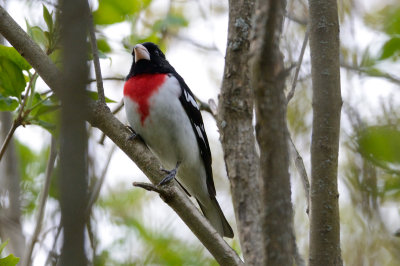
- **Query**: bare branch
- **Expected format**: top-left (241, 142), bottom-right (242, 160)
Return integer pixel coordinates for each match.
top-left (98, 101), bottom-right (124, 144)
top-left (133, 181), bottom-right (165, 194)
top-left (287, 25), bottom-right (309, 103)
top-left (88, 76), bottom-right (125, 83)
top-left (340, 62), bottom-right (400, 86)
top-left (23, 136), bottom-right (57, 266)
top-left (87, 145), bottom-right (116, 212)
top-left (285, 12), bottom-right (308, 25)
top-left (88, 11), bottom-right (105, 104)
top-left (289, 136), bottom-right (310, 214)
top-left (44, 223), bottom-right (62, 266)
top-left (0, 72), bottom-right (38, 162)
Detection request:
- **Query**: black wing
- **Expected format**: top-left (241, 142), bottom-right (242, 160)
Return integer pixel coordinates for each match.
top-left (172, 73), bottom-right (216, 197)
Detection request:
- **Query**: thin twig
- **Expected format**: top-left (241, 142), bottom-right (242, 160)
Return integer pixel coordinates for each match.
top-left (99, 101), bottom-right (124, 144)
top-left (285, 12), bottom-right (308, 25)
top-left (87, 145), bottom-right (116, 213)
top-left (340, 62), bottom-right (400, 86)
top-left (133, 181), bottom-right (165, 194)
top-left (44, 222), bottom-right (62, 266)
top-left (0, 72), bottom-right (38, 162)
top-left (289, 135), bottom-right (310, 215)
top-left (192, 94), bottom-right (215, 118)
top-left (287, 25), bottom-right (309, 103)
top-left (86, 219), bottom-right (96, 264)
top-left (88, 11), bottom-right (105, 104)
top-left (23, 136), bottom-right (58, 266)
top-left (88, 76), bottom-right (125, 83)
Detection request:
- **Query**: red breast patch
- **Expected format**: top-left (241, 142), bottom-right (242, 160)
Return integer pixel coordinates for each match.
top-left (124, 73), bottom-right (167, 125)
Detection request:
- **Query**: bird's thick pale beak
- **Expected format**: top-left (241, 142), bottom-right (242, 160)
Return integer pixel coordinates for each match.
top-left (134, 44), bottom-right (150, 62)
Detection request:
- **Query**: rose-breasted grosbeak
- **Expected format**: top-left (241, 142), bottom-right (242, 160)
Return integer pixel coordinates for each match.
top-left (123, 42), bottom-right (233, 238)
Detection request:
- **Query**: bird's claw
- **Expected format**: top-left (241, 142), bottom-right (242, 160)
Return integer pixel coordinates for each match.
top-left (126, 126), bottom-right (137, 141)
top-left (158, 162), bottom-right (180, 186)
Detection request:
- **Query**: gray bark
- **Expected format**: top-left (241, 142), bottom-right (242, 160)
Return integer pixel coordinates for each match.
top-left (308, 0), bottom-right (343, 264)
top-left (217, 0), bottom-right (262, 265)
top-left (249, 0), bottom-right (296, 264)
top-left (58, 0), bottom-right (90, 265)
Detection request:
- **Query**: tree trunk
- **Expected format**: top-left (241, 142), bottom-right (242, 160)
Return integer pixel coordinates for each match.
top-left (249, 0), bottom-right (295, 264)
top-left (308, 0), bottom-right (343, 264)
top-left (217, 0), bottom-right (262, 264)
top-left (0, 112), bottom-right (26, 260)
top-left (58, 0), bottom-right (90, 265)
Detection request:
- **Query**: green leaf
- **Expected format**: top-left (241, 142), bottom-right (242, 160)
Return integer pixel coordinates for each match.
top-left (359, 126), bottom-right (400, 164)
top-left (15, 141), bottom-right (53, 214)
top-left (26, 24), bottom-right (47, 48)
top-left (379, 37), bottom-right (400, 60)
top-left (153, 14), bottom-right (189, 32)
top-left (42, 4), bottom-right (53, 32)
top-left (0, 57), bottom-right (26, 98)
top-left (0, 241), bottom-right (20, 266)
top-left (87, 91), bottom-right (116, 103)
top-left (0, 94), bottom-right (18, 111)
top-left (0, 254), bottom-right (20, 266)
top-left (0, 45), bottom-right (31, 70)
top-left (93, 0), bottom-right (152, 25)
top-left (97, 38), bottom-right (112, 53)
top-left (0, 240), bottom-right (8, 254)
top-left (49, 49), bottom-right (62, 67)
top-left (383, 7), bottom-right (400, 36)
top-left (29, 119), bottom-right (56, 131)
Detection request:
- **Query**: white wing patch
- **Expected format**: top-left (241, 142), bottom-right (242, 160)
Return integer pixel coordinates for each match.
top-left (184, 90), bottom-right (199, 110)
top-left (195, 124), bottom-right (206, 143)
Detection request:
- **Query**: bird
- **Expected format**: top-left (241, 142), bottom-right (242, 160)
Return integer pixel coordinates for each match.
top-left (123, 42), bottom-right (233, 238)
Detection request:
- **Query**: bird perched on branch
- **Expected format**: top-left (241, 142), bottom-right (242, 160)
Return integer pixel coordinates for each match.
top-left (123, 42), bottom-right (233, 238)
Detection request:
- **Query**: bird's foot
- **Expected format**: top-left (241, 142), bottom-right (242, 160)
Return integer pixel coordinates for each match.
top-left (126, 126), bottom-right (137, 141)
top-left (159, 162), bottom-right (181, 185)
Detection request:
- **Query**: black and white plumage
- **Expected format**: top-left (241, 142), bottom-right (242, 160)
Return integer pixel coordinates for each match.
top-left (123, 42), bottom-right (233, 238)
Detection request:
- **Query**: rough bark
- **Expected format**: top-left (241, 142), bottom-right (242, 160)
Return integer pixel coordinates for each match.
top-left (249, 0), bottom-right (295, 265)
top-left (0, 6), bottom-right (243, 265)
top-left (217, 0), bottom-right (262, 265)
top-left (0, 112), bottom-right (26, 260)
top-left (58, 0), bottom-right (90, 265)
top-left (307, 0), bottom-right (343, 265)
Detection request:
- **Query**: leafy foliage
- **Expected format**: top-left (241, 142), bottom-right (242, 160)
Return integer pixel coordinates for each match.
top-left (15, 140), bottom-right (54, 214)
top-left (0, 241), bottom-right (20, 266)
top-left (93, 0), bottom-right (152, 25)
top-left (0, 45), bottom-right (31, 107)
top-left (358, 126), bottom-right (400, 165)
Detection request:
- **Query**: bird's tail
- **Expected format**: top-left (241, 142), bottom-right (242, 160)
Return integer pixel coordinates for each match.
top-left (196, 197), bottom-right (234, 238)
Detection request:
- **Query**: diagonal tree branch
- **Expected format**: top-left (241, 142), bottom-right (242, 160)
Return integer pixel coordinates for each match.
top-left (340, 61), bottom-right (400, 86)
top-left (287, 25), bottom-right (309, 103)
top-left (0, 6), bottom-right (242, 265)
